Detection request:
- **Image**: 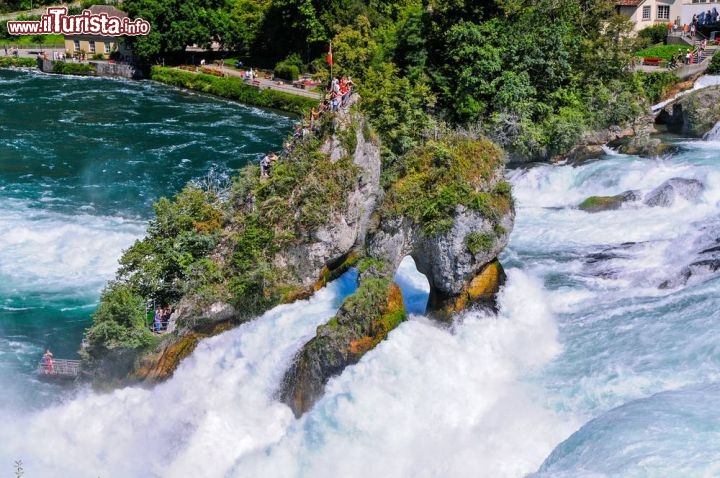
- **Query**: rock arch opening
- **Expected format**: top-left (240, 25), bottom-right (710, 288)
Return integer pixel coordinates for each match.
top-left (394, 256), bottom-right (430, 315)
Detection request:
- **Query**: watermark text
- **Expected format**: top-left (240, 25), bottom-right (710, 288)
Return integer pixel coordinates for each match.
top-left (7, 7), bottom-right (150, 36)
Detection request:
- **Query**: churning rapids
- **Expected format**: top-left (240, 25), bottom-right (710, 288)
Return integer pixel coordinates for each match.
top-left (3, 69), bottom-right (720, 477)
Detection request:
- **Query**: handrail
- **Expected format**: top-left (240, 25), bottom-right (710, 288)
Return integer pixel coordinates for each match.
top-left (38, 358), bottom-right (81, 377)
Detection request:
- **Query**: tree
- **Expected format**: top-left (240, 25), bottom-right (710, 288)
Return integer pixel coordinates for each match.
top-left (331, 15), bottom-right (378, 78)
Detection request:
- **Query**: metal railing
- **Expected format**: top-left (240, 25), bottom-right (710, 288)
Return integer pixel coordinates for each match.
top-left (37, 359), bottom-right (81, 378)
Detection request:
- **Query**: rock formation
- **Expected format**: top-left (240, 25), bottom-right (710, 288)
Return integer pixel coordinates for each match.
top-left (656, 85), bottom-right (720, 137)
top-left (84, 98), bottom-right (514, 416)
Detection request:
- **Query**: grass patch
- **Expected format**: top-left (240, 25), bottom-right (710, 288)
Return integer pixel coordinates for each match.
top-left (635, 44), bottom-right (684, 60)
top-left (10, 33), bottom-right (64, 46)
top-left (151, 66), bottom-right (317, 115)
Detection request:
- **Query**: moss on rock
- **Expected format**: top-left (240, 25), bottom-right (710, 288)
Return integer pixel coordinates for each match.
top-left (280, 278), bottom-right (406, 416)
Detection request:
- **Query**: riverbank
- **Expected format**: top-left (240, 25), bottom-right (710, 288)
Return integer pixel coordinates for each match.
top-left (150, 66), bottom-right (318, 116)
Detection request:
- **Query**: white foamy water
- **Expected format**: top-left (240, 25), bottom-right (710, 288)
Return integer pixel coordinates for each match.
top-left (0, 198), bottom-right (144, 294)
top-left (0, 266), bottom-right (575, 478)
top-left (229, 270), bottom-right (574, 478)
top-left (7, 140), bottom-right (720, 478)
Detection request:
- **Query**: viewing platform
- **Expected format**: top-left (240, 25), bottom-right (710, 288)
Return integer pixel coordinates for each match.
top-left (37, 358), bottom-right (81, 379)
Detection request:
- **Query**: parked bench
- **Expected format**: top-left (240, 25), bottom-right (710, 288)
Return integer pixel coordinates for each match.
top-left (642, 57), bottom-right (663, 66)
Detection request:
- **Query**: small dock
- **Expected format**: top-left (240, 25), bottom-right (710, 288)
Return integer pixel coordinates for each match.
top-left (37, 358), bottom-right (81, 379)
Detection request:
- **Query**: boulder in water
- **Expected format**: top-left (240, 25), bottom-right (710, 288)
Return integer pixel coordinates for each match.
top-left (643, 177), bottom-right (704, 207)
top-left (578, 190), bottom-right (641, 212)
top-left (656, 85), bottom-right (720, 137)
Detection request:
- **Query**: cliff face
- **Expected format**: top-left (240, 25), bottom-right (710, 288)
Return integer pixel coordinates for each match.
top-left (85, 98), bottom-right (514, 414)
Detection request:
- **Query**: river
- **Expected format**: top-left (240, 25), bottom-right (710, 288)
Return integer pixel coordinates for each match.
top-left (1, 68), bottom-right (720, 477)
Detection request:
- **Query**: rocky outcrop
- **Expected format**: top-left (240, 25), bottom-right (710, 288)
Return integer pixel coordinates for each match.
top-left (656, 85), bottom-right (720, 137)
top-left (86, 102), bottom-right (514, 415)
top-left (562, 115), bottom-right (666, 163)
top-left (644, 177), bottom-right (704, 207)
top-left (271, 109), bottom-right (382, 290)
top-left (578, 190), bottom-right (641, 212)
top-left (280, 278), bottom-right (405, 416)
top-left (278, 134), bottom-right (514, 416)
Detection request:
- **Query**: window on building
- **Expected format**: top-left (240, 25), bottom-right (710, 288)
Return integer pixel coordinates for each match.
top-left (73, 40), bottom-right (80, 52)
top-left (89, 41), bottom-right (96, 54)
top-left (657, 5), bottom-right (670, 19)
top-left (104, 42), bottom-right (111, 54)
top-left (642, 6), bottom-right (651, 20)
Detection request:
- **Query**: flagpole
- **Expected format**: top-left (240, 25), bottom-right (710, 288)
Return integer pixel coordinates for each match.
top-left (329, 40), bottom-right (333, 91)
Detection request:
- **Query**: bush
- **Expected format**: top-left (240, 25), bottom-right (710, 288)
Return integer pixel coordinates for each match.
top-left (52, 61), bottom-right (95, 75)
top-left (92, 53), bottom-right (104, 60)
top-left (0, 57), bottom-right (36, 67)
top-left (465, 232), bottom-right (494, 254)
top-left (708, 52), bottom-right (720, 74)
top-left (86, 282), bottom-right (154, 350)
top-left (637, 71), bottom-right (678, 102)
top-left (274, 61), bottom-right (300, 81)
top-left (638, 24), bottom-right (668, 46)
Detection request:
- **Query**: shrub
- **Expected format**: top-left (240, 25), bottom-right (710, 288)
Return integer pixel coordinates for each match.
top-left (52, 61), bottom-right (95, 75)
top-left (274, 61), bottom-right (300, 81)
top-left (638, 24), bottom-right (668, 46)
top-left (85, 282), bottom-right (155, 350)
top-left (92, 53), bottom-right (105, 60)
top-left (637, 71), bottom-right (678, 102)
top-left (708, 52), bottom-right (720, 74)
top-left (0, 57), bottom-right (36, 67)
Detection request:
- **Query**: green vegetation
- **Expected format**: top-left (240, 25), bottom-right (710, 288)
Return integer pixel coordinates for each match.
top-left (465, 232), bottom-right (494, 255)
top-left (578, 195), bottom-right (625, 212)
top-left (0, 14), bottom-right (63, 45)
top-left (634, 44), bottom-right (681, 60)
top-left (52, 61), bottom-right (96, 76)
top-left (637, 71), bottom-right (679, 103)
top-left (0, 56), bottom-right (35, 67)
top-left (119, 0), bottom-right (675, 160)
top-left (150, 66), bottom-right (316, 115)
top-left (89, 111), bottom-right (362, 354)
top-left (225, 127), bottom-right (359, 312)
top-left (383, 133), bottom-right (510, 235)
top-left (85, 282), bottom-right (156, 351)
top-left (274, 53), bottom-right (303, 81)
top-left (708, 52), bottom-right (720, 74)
top-left (636, 24), bottom-right (669, 48)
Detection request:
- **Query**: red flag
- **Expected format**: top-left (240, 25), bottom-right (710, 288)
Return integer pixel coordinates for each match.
top-left (326, 42), bottom-right (333, 66)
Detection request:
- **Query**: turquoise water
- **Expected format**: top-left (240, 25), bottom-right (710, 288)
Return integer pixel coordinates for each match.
top-left (4, 66), bottom-right (720, 477)
top-left (0, 68), bottom-right (292, 412)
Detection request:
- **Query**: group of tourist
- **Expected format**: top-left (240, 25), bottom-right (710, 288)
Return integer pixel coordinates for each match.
top-left (668, 46), bottom-right (700, 68)
top-left (258, 75), bottom-right (355, 179)
top-left (670, 10), bottom-right (720, 39)
top-left (692, 9), bottom-right (719, 27)
top-left (152, 306), bottom-right (174, 333)
top-left (4, 46), bottom-right (19, 57)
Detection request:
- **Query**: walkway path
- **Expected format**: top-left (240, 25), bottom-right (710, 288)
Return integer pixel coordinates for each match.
top-left (200, 64), bottom-right (322, 100)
